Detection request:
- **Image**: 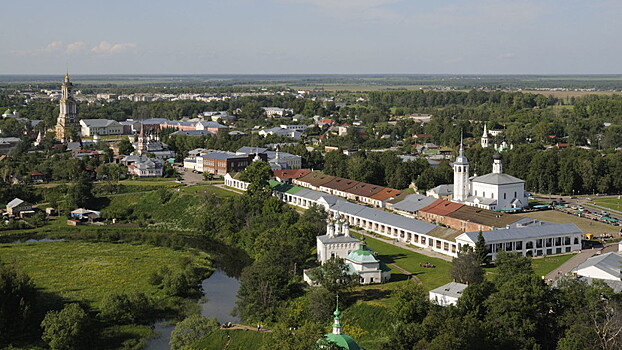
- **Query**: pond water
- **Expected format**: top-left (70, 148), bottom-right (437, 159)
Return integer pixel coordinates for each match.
top-left (144, 269), bottom-right (241, 350)
top-left (10, 238), bottom-right (63, 244)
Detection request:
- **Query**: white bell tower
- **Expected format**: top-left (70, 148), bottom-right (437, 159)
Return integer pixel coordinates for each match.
top-left (481, 124), bottom-right (489, 148)
top-left (453, 135), bottom-right (470, 202)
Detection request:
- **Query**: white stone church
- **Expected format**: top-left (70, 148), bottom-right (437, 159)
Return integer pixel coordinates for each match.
top-left (451, 141), bottom-right (528, 211)
top-left (304, 214), bottom-right (391, 285)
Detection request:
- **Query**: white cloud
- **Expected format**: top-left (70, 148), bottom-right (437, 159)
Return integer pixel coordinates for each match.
top-left (43, 41), bottom-right (64, 53)
top-left (66, 41), bottom-right (87, 53)
top-left (90, 41), bottom-right (137, 55)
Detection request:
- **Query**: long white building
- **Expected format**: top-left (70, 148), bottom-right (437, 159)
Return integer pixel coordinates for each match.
top-left (225, 174), bottom-right (583, 259)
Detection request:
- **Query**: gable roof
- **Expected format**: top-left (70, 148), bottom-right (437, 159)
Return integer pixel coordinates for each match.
top-left (392, 194), bottom-right (438, 213)
top-left (420, 199), bottom-right (463, 216)
top-left (320, 177), bottom-right (360, 192)
top-left (346, 183), bottom-right (385, 197)
top-left (80, 119), bottom-right (120, 128)
top-left (574, 252), bottom-right (622, 281)
top-left (430, 282), bottom-right (468, 299)
top-left (457, 223), bottom-right (582, 244)
top-left (471, 173), bottom-right (524, 185)
top-left (273, 169), bottom-right (311, 180)
top-left (7, 198), bottom-right (26, 208)
top-left (369, 188), bottom-right (401, 201)
top-left (446, 205), bottom-right (521, 228)
top-left (296, 171), bottom-right (336, 188)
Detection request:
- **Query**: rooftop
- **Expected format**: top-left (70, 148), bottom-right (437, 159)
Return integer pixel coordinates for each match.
top-left (392, 194), bottom-right (438, 213)
top-left (457, 223), bottom-right (583, 244)
top-left (420, 199), bottom-right (463, 216)
top-left (446, 205), bottom-right (521, 228)
top-left (296, 171), bottom-right (336, 188)
top-left (471, 173), bottom-right (525, 185)
top-left (429, 282), bottom-right (468, 299)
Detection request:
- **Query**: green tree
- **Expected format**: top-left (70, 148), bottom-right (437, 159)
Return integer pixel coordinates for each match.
top-left (451, 246), bottom-right (484, 285)
top-left (41, 303), bottom-right (90, 350)
top-left (170, 315), bottom-right (219, 350)
top-left (0, 263), bottom-right (36, 341)
top-left (117, 139), bottom-right (134, 155)
top-left (68, 172), bottom-right (93, 209)
top-left (308, 257), bottom-right (358, 294)
top-left (474, 231), bottom-right (488, 266)
top-left (239, 160), bottom-right (273, 199)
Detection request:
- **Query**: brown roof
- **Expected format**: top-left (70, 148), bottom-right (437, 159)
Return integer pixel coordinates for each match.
top-left (426, 226), bottom-right (463, 241)
top-left (419, 199), bottom-right (463, 216)
top-left (320, 177), bottom-right (360, 192)
top-left (345, 183), bottom-right (385, 197)
top-left (295, 171), bottom-right (336, 187)
top-left (370, 188), bottom-right (402, 201)
top-left (273, 169), bottom-right (311, 180)
top-left (446, 205), bottom-right (521, 228)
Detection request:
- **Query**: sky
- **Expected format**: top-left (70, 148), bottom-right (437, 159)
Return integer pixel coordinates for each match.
top-left (0, 0), bottom-right (620, 75)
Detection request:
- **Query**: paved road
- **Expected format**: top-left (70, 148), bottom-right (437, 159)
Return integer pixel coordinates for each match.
top-left (544, 243), bottom-right (619, 282)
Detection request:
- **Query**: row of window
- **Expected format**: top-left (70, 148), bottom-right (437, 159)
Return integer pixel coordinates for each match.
top-left (474, 190), bottom-right (518, 200)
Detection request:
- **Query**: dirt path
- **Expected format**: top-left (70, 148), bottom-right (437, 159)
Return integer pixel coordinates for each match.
top-left (220, 324), bottom-right (272, 332)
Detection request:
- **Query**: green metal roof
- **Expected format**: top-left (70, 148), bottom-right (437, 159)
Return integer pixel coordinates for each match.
top-left (347, 245), bottom-right (379, 264)
top-left (323, 333), bottom-right (363, 350)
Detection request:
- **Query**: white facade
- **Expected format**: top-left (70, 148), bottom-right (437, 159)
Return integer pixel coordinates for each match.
top-left (481, 124), bottom-right (489, 148)
top-left (80, 119), bottom-right (123, 136)
top-left (429, 282), bottom-right (468, 307)
top-left (224, 173), bottom-right (249, 191)
top-left (452, 151), bottom-right (527, 210)
top-left (455, 223), bottom-right (582, 260)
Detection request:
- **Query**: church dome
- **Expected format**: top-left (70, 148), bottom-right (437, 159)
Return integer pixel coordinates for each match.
top-left (454, 154), bottom-right (469, 165)
top-left (347, 245), bottom-right (379, 264)
top-left (493, 152), bottom-right (501, 160)
top-left (322, 333), bottom-right (363, 350)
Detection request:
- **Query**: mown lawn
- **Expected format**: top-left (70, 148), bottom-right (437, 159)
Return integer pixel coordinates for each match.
top-left (194, 329), bottom-right (269, 349)
top-left (0, 240), bottom-right (211, 309)
top-left (484, 253), bottom-right (576, 279)
top-left (354, 234), bottom-right (452, 291)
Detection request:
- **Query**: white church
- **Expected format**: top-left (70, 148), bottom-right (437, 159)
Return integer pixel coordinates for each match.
top-left (304, 214), bottom-right (391, 285)
top-left (451, 139), bottom-right (528, 211)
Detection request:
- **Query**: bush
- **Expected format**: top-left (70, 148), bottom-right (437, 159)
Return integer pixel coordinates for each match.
top-left (41, 303), bottom-right (91, 350)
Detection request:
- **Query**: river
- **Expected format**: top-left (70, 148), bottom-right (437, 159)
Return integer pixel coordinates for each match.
top-left (144, 269), bottom-right (242, 350)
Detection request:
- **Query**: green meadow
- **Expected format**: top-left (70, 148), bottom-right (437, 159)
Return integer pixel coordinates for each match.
top-left (0, 240), bottom-right (211, 309)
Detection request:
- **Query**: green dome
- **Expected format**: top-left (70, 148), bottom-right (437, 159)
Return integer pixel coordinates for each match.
top-left (346, 245), bottom-right (379, 264)
top-left (322, 333), bottom-right (363, 350)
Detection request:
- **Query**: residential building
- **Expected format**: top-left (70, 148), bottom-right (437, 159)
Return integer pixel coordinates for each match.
top-left (193, 152), bottom-right (266, 175)
top-left (262, 107), bottom-right (292, 118)
top-left (0, 137), bottom-right (21, 154)
top-left (6, 198), bottom-right (32, 216)
top-left (80, 119), bottom-right (123, 136)
top-left (127, 156), bottom-right (163, 177)
top-left (195, 121), bottom-right (228, 134)
top-left (258, 127), bottom-right (302, 140)
top-left (429, 282), bottom-right (468, 306)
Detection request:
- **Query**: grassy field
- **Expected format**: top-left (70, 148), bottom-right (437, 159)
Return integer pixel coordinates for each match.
top-left (194, 329), bottom-right (269, 349)
top-left (353, 234), bottom-right (452, 292)
top-left (0, 240), bottom-right (211, 309)
top-left (484, 253), bottom-right (575, 279)
top-left (590, 197), bottom-right (622, 213)
top-left (516, 210), bottom-right (620, 235)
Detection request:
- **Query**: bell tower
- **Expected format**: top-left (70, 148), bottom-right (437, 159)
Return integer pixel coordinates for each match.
top-left (55, 70), bottom-right (78, 142)
top-left (453, 134), bottom-right (470, 202)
